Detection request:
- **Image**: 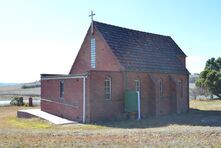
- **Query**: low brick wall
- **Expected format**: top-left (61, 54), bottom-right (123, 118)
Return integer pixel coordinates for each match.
top-left (41, 99), bottom-right (82, 122)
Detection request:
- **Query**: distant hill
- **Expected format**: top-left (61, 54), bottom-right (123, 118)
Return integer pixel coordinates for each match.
top-left (21, 81), bottom-right (41, 89)
top-left (0, 81), bottom-right (40, 87)
top-left (0, 81), bottom-right (40, 100)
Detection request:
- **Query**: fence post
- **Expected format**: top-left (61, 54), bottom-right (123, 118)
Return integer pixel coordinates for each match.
top-left (29, 97), bottom-right (33, 106)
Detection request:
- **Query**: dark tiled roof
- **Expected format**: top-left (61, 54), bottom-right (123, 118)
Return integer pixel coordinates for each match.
top-left (94, 21), bottom-right (189, 74)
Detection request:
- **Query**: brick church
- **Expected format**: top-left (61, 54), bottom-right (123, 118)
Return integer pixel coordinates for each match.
top-left (41, 20), bottom-right (189, 123)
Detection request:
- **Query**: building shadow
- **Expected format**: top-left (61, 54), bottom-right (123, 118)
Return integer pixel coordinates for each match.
top-left (93, 109), bottom-right (221, 129)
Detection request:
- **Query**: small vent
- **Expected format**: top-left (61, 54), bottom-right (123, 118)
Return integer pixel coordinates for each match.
top-left (90, 38), bottom-right (96, 68)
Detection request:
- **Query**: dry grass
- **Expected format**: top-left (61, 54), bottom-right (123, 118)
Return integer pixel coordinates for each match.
top-left (0, 100), bottom-right (221, 147)
top-left (190, 99), bottom-right (221, 110)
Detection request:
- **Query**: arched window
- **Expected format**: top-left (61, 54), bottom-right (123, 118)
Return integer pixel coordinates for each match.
top-left (159, 79), bottom-right (163, 97)
top-left (178, 80), bottom-right (183, 97)
top-left (104, 77), bottom-right (111, 100)
top-left (135, 80), bottom-right (141, 92)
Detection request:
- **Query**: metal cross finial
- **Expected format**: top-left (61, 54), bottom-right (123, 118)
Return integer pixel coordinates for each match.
top-left (89, 10), bottom-right (95, 34)
top-left (89, 10), bottom-right (95, 22)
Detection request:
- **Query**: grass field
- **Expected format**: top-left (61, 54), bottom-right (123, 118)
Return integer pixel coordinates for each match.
top-left (0, 100), bottom-right (221, 147)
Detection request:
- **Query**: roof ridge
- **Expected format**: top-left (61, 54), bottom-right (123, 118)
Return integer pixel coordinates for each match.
top-left (93, 21), bottom-right (170, 38)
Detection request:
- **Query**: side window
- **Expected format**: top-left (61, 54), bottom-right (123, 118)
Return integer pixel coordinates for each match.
top-left (135, 80), bottom-right (141, 92)
top-left (104, 77), bottom-right (111, 100)
top-left (178, 80), bottom-right (183, 97)
top-left (159, 79), bottom-right (163, 97)
top-left (60, 81), bottom-right (64, 99)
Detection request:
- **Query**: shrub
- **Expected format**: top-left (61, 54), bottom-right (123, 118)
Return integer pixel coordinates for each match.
top-left (10, 96), bottom-right (24, 106)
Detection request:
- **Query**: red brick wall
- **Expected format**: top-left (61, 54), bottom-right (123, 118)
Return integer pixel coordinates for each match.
top-left (41, 71), bottom-right (189, 122)
top-left (41, 78), bottom-right (84, 122)
top-left (69, 26), bottom-right (123, 74)
top-left (87, 71), bottom-right (189, 121)
top-left (125, 72), bottom-right (189, 117)
top-left (113, 71), bottom-right (189, 118)
top-left (171, 74), bottom-right (189, 113)
top-left (89, 71), bottom-right (124, 121)
top-left (149, 73), bottom-right (189, 115)
top-left (126, 72), bottom-right (156, 117)
top-left (41, 79), bottom-right (60, 102)
top-left (41, 100), bottom-right (82, 122)
top-left (149, 73), bottom-right (174, 115)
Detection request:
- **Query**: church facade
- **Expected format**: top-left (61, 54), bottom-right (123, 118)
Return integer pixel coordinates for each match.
top-left (41, 21), bottom-right (189, 123)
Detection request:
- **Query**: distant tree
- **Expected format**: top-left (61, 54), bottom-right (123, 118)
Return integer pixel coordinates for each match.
top-left (196, 57), bottom-right (221, 98)
top-left (189, 87), bottom-right (208, 100)
top-left (189, 74), bottom-right (199, 83)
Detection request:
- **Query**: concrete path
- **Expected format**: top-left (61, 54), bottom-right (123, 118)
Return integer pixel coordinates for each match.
top-left (18, 109), bottom-right (77, 125)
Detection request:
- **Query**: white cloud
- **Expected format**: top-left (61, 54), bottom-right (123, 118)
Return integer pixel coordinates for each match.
top-left (186, 56), bottom-right (208, 74)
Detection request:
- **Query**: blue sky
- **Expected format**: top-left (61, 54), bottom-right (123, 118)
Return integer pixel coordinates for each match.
top-left (0, 0), bottom-right (220, 83)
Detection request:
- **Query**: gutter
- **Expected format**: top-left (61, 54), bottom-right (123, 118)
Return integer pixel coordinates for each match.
top-left (82, 77), bottom-right (86, 123)
top-left (137, 91), bottom-right (141, 120)
top-left (41, 73), bottom-right (88, 80)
